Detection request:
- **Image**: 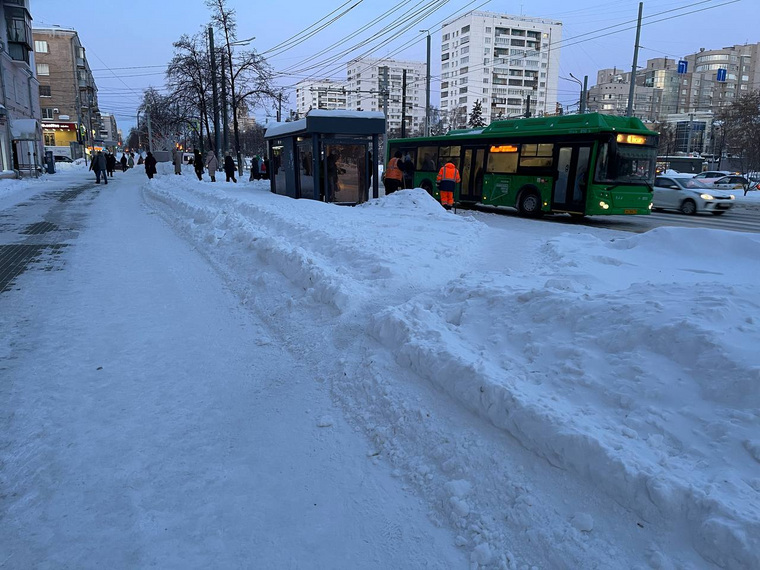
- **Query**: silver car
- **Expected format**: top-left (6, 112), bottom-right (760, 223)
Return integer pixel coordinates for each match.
top-left (653, 175), bottom-right (735, 215)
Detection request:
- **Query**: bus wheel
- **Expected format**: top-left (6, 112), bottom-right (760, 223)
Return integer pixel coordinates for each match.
top-left (680, 199), bottom-right (697, 215)
top-left (517, 189), bottom-right (543, 218)
top-left (420, 178), bottom-right (434, 194)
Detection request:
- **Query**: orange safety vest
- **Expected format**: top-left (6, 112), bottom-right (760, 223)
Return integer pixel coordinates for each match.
top-left (436, 162), bottom-right (461, 183)
top-left (385, 157), bottom-right (404, 181)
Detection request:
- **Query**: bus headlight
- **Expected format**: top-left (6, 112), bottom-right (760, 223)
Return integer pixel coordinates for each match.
top-left (700, 193), bottom-right (714, 200)
top-left (599, 201), bottom-right (610, 210)
top-left (648, 202), bottom-right (653, 210)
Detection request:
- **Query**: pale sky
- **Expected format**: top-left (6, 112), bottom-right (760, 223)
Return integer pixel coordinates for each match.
top-left (34, 0), bottom-right (757, 134)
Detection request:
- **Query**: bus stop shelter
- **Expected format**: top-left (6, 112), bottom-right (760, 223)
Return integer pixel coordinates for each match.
top-left (264, 110), bottom-right (385, 204)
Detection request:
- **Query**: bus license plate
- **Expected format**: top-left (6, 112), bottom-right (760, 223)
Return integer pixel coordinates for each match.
top-left (624, 209), bottom-right (637, 214)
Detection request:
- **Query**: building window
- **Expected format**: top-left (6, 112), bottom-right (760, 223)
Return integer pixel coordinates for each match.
top-left (37, 63), bottom-right (50, 76)
top-left (34, 40), bottom-right (48, 53)
top-left (42, 107), bottom-right (54, 119)
top-left (39, 85), bottom-right (51, 97)
top-left (5, 6), bottom-right (32, 63)
top-left (44, 132), bottom-right (56, 146)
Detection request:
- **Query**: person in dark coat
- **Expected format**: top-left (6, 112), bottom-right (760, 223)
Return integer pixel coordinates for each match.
top-left (89, 151), bottom-right (107, 184)
top-left (119, 153), bottom-right (128, 172)
top-left (144, 151), bottom-right (157, 179)
top-left (105, 152), bottom-right (116, 177)
top-left (193, 149), bottom-right (204, 181)
top-left (249, 155), bottom-right (260, 181)
top-left (223, 153), bottom-right (237, 183)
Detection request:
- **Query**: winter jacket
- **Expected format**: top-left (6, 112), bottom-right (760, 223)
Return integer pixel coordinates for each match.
top-left (224, 155), bottom-right (236, 173)
top-left (89, 152), bottom-right (106, 171)
top-left (205, 152), bottom-right (218, 172)
top-left (144, 153), bottom-right (157, 175)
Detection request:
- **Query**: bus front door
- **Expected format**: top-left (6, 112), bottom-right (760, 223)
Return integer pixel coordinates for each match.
top-left (552, 145), bottom-right (592, 214)
top-left (459, 147), bottom-right (486, 203)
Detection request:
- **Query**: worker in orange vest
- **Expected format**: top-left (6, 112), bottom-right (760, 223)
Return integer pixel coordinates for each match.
top-left (436, 160), bottom-right (461, 208)
top-left (384, 150), bottom-right (404, 195)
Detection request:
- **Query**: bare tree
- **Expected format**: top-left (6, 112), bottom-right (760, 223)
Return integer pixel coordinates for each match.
top-left (718, 90), bottom-right (760, 183)
top-left (206, 0), bottom-right (275, 175)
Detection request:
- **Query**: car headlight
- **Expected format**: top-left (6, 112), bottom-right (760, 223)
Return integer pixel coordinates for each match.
top-left (729, 194), bottom-right (735, 200)
top-left (700, 193), bottom-right (714, 200)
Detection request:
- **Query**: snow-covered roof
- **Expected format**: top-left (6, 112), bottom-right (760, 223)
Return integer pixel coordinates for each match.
top-left (264, 110), bottom-right (386, 140)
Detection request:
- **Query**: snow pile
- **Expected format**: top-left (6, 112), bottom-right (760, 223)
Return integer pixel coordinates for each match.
top-left (141, 174), bottom-right (760, 569)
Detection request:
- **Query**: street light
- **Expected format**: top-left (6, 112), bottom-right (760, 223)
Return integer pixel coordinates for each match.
top-left (564, 73), bottom-right (588, 114)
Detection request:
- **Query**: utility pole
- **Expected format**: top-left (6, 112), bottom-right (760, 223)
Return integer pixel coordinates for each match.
top-left (277, 92), bottom-right (282, 122)
top-left (136, 110), bottom-right (141, 151)
top-left (687, 112), bottom-right (694, 154)
top-left (209, 27), bottom-right (221, 163)
top-left (401, 69), bottom-right (407, 138)
top-left (146, 106), bottom-right (153, 152)
top-left (220, 56), bottom-right (229, 154)
top-left (627, 2), bottom-right (644, 117)
top-left (423, 30), bottom-right (431, 136)
top-left (380, 66), bottom-right (389, 159)
top-left (525, 92), bottom-right (531, 118)
top-left (582, 75), bottom-right (588, 113)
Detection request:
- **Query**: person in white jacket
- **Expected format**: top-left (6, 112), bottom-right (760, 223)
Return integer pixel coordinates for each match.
top-left (205, 151), bottom-right (219, 182)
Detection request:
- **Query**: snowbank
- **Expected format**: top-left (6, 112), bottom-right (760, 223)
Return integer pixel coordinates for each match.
top-left (141, 173), bottom-right (760, 569)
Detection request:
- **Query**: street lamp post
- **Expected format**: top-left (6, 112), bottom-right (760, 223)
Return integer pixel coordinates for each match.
top-left (569, 73), bottom-right (588, 114)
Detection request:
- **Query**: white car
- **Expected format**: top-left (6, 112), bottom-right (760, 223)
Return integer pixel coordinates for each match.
top-left (711, 175), bottom-right (756, 191)
top-left (692, 170), bottom-right (732, 185)
top-left (653, 174), bottom-right (735, 215)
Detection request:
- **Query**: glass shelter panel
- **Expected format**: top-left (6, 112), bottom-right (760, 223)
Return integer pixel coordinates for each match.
top-left (324, 144), bottom-right (368, 204)
top-left (297, 140), bottom-right (315, 199)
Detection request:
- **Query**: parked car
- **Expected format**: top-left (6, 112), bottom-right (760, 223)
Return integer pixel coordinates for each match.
top-left (692, 170), bottom-right (732, 184)
top-left (53, 155), bottom-right (73, 163)
top-left (711, 175), bottom-right (754, 191)
top-left (652, 174), bottom-right (735, 215)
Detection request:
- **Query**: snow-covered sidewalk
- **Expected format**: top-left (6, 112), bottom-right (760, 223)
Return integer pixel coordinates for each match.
top-left (0, 168), bottom-right (464, 569)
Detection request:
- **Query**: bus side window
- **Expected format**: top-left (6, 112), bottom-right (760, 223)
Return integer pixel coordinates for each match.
top-left (416, 146), bottom-right (438, 171)
top-left (519, 143), bottom-right (553, 167)
top-left (439, 146), bottom-right (461, 169)
top-left (595, 143), bottom-right (610, 182)
top-left (486, 148), bottom-right (518, 173)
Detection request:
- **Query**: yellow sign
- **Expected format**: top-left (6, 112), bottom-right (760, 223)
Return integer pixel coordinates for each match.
top-left (490, 144), bottom-right (518, 153)
top-left (617, 134), bottom-right (647, 145)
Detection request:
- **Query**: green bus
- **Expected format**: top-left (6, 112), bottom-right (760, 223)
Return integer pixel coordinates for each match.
top-left (387, 113), bottom-right (659, 217)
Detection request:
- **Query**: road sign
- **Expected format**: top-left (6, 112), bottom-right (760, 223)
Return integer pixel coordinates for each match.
top-left (677, 60), bottom-right (688, 74)
top-left (717, 68), bottom-right (727, 82)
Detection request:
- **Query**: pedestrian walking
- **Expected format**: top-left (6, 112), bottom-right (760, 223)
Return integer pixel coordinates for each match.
top-left (193, 149), bottom-right (204, 181)
top-left (205, 151), bottom-right (218, 182)
top-left (173, 148), bottom-right (182, 175)
top-left (144, 151), bottom-right (157, 180)
top-left (249, 154), bottom-right (260, 181)
top-left (224, 153), bottom-right (237, 183)
top-left (383, 150), bottom-right (404, 194)
top-left (120, 153), bottom-right (127, 172)
top-left (128, 153), bottom-right (135, 168)
top-left (89, 150), bottom-right (108, 184)
top-left (401, 151), bottom-right (415, 189)
top-left (105, 152), bottom-right (116, 177)
top-left (436, 160), bottom-right (461, 209)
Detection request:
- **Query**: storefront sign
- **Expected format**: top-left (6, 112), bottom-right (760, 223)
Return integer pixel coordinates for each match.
top-left (42, 122), bottom-right (77, 131)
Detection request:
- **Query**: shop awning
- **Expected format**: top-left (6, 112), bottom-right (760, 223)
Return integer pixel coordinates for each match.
top-left (11, 118), bottom-right (40, 141)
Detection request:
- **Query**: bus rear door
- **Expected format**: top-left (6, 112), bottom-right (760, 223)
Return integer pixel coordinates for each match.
top-left (459, 146), bottom-right (486, 202)
top-left (552, 144), bottom-right (592, 214)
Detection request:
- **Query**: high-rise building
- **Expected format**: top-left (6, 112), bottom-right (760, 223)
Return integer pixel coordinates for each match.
top-left (586, 67), bottom-right (656, 121)
top-left (295, 79), bottom-right (347, 117)
top-left (33, 26), bottom-right (100, 159)
top-left (345, 57), bottom-right (427, 136)
top-left (99, 113), bottom-right (118, 145)
top-left (439, 10), bottom-right (561, 127)
top-left (0, 0), bottom-right (42, 176)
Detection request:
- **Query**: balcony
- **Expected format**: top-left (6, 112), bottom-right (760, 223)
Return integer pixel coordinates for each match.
top-left (76, 57), bottom-right (86, 68)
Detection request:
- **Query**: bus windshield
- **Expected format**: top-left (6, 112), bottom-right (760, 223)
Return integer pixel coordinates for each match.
top-left (596, 142), bottom-right (657, 184)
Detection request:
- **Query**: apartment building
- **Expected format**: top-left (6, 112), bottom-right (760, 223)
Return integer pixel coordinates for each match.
top-left (586, 67), bottom-right (656, 121)
top-left (295, 79), bottom-right (347, 117)
top-left (0, 0), bottom-right (42, 176)
top-left (33, 26), bottom-right (100, 159)
top-left (345, 57), bottom-right (426, 136)
top-left (439, 10), bottom-right (561, 127)
top-left (99, 112), bottom-right (118, 145)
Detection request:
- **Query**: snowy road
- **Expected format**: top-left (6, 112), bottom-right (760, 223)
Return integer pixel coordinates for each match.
top-left (0, 170), bottom-right (464, 569)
